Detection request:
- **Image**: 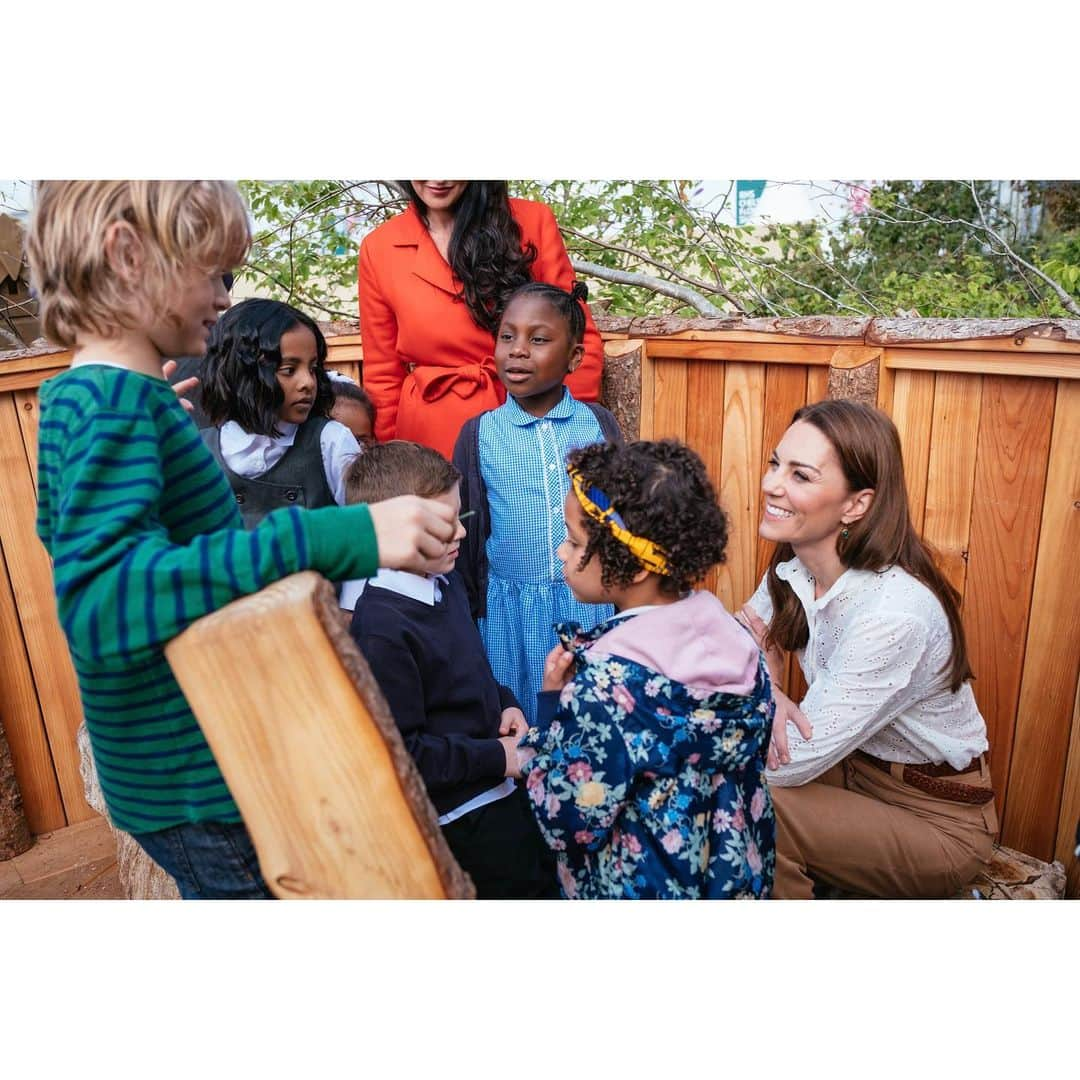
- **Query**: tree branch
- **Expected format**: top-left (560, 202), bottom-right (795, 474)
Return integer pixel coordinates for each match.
top-left (571, 259), bottom-right (726, 316)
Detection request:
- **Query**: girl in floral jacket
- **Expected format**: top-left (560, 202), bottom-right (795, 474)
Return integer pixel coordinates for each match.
top-left (521, 440), bottom-right (776, 899)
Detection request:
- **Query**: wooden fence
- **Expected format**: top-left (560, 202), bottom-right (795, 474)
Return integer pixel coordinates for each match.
top-left (2, 316), bottom-right (1079, 896)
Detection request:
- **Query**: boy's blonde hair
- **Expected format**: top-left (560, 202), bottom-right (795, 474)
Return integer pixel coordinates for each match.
top-left (25, 181), bottom-right (251, 347)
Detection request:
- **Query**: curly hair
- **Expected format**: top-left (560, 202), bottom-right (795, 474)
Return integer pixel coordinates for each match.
top-left (400, 181), bottom-right (537, 334)
top-left (200, 298), bottom-right (334, 438)
top-left (565, 439), bottom-right (729, 597)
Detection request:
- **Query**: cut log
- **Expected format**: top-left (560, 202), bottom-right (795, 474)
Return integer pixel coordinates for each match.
top-left (0, 717), bottom-right (32, 860)
top-left (953, 843), bottom-right (1066, 900)
top-left (165, 572), bottom-right (475, 900)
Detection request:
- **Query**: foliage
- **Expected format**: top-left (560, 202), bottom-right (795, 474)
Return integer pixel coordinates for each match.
top-left (235, 179), bottom-right (1080, 322)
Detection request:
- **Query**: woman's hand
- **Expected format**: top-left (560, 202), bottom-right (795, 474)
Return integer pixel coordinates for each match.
top-left (163, 359), bottom-right (199, 415)
top-left (541, 643), bottom-right (576, 693)
top-left (767, 688), bottom-right (813, 771)
top-left (499, 707), bottom-right (528, 739)
top-left (500, 735), bottom-right (535, 779)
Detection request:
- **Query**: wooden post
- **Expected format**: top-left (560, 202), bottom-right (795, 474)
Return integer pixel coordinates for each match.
top-left (0, 717), bottom-right (32, 860)
top-left (827, 346), bottom-right (883, 405)
top-left (601, 339), bottom-right (644, 441)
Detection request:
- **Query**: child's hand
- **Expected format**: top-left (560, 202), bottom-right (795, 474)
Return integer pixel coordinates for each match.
top-left (766, 688), bottom-right (813, 771)
top-left (368, 496), bottom-right (457, 574)
top-left (737, 604), bottom-right (784, 685)
top-left (499, 707), bottom-right (528, 738)
top-left (163, 359), bottom-right (199, 415)
top-left (499, 734), bottom-right (536, 779)
top-left (541, 643), bottom-right (576, 692)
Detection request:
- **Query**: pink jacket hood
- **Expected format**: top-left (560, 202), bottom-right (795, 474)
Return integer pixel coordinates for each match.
top-left (585, 591), bottom-right (760, 696)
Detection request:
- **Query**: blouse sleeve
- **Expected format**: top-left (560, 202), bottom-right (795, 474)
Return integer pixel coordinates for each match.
top-left (319, 420), bottom-right (362, 505)
top-left (358, 235), bottom-right (405, 443)
top-left (528, 201), bottom-right (604, 403)
top-left (767, 611), bottom-right (932, 787)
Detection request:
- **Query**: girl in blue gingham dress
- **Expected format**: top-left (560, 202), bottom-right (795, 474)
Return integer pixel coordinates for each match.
top-left (452, 283), bottom-right (621, 727)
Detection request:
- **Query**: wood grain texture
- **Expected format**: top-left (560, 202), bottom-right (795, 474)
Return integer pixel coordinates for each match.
top-left (0, 394), bottom-right (91, 826)
top-left (885, 347), bottom-right (1080, 379)
top-left (806, 366), bottom-right (830, 404)
top-left (922, 373), bottom-right (983, 596)
top-left (638, 341), bottom-right (655, 440)
top-left (167, 572), bottom-right (474, 899)
top-left (0, 543), bottom-right (64, 834)
top-left (961, 376), bottom-right (1055, 819)
top-left (715, 364), bottom-right (765, 613)
top-left (889, 369), bottom-right (936, 532)
top-left (650, 358), bottom-right (688, 441)
top-left (14, 389), bottom-right (39, 497)
top-left (1002, 380), bottom-right (1080, 859)
top-left (646, 339), bottom-right (833, 366)
top-left (685, 361), bottom-right (725, 597)
top-left (1054, 676), bottom-right (1080, 898)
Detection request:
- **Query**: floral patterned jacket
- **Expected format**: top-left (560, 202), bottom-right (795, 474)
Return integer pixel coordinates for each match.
top-left (521, 606), bottom-right (776, 900)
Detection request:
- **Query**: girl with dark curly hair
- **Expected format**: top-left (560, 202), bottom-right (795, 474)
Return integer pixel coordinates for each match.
top-left (357, 181), bottom-right (604, 458)
top-left (518, 439), bottom-right (777, 899)
top-left (200, 298), bottom-right (362, 528)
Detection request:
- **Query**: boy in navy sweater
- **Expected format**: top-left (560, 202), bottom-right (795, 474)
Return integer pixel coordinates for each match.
top-left (346, 441), bottom-right (558, 899)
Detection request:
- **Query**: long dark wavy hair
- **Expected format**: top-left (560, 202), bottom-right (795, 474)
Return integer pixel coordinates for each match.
top-left (764, 399), bottom-right (973, 692)
top-left (201, 298), bottom-right (334, 438)
top-left (400, 181), bottom-right (537, 334)
top-left (565, 439), bottom-right (729, 598)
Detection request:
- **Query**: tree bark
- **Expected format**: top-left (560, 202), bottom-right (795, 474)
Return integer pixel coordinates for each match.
top-left (0, 717), bottom-right (32, 860)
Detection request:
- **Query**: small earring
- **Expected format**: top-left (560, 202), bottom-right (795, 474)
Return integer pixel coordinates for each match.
top-left (841, 526), bottom-right (850, 539)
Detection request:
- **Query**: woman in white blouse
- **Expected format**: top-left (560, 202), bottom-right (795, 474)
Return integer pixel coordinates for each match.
top-left (739, 399), bottom-right (996, 899)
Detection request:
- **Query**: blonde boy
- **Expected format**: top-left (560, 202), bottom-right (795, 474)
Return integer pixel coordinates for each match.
top-left (27, 181), bottom-right (455, 899)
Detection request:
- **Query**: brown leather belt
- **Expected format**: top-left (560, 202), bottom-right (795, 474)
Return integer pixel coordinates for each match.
top-left (854, 750), bottom-right (995, 806)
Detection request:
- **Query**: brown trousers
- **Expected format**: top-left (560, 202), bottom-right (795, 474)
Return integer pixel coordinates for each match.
top-left (771, 754), bottom-right (998, 899)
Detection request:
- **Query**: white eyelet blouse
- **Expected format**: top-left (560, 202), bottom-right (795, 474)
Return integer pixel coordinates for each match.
top-left (747, 558), bottom-right (989, 787)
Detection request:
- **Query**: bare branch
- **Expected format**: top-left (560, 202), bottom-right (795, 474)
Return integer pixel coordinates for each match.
top-left (571, 259), bottom-right (727, 317)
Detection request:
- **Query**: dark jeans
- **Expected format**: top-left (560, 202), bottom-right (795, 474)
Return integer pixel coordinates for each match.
top-left (131, 820), bottom-right (274, 900)
top-left (441, 786), bottom-right (561, 899)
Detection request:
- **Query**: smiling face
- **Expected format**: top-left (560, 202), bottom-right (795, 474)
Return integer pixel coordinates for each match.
top-left (429, 483), bottom-right (467, 576)
top-left (760, 419), bottom-right (874, 559)
top-left (275, 323), bottom-right (321, 425)
top-left (148, 267), bottom-right (231, 359)
top-left (494, 294), bottom-right (584, 417)
top-left (409, 181), bottom-right (468, 214)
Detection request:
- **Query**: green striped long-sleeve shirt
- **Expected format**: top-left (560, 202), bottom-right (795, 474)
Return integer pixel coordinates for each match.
top-left (36, 365), bottom-right (379, 834)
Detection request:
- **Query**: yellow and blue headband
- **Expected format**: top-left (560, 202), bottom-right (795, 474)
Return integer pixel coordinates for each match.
top-left (567, 466), bottom-right (671, 576)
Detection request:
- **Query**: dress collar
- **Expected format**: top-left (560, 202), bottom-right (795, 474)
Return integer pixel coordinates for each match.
top-left (504, 387), bottom-right (576, 427)
top-left (775, 556), bottom-right (876, 612)
top-left (220, 419), bottom-right (298, 453)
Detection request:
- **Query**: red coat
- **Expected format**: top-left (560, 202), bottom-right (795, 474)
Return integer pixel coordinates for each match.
top-left (357, 197), bottom-right (603, 458)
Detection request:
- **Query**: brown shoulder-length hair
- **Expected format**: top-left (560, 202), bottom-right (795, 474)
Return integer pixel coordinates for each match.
top-left (765, 399), bottom-right (973, 692)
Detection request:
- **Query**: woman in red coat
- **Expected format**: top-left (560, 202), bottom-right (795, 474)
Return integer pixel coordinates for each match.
top-left (357, 181), bottom-right (604, 458)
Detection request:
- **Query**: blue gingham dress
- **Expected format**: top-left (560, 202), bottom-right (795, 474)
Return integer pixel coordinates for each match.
top-left (478, 390), bottom-right (614, 726)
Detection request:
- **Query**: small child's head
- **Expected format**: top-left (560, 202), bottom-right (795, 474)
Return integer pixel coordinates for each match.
top-left (345, 440), bottom-right (466, 576)
top-left (559, 439), bottom-right (729, 604)
top-left (330, 379), bottom-right (377, 448)
top-left (200, 298), bottom-right (334, 437)
top-left (493, 281), bottom-right (588, 417)
top-left (25, 181), bottom-right (250, 351)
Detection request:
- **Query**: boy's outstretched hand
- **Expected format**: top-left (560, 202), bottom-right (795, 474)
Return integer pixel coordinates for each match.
top-left (368, 496), bottom-right (457, 574)
top-left (541, 643), bottom-right (576, 693)
top-left (499, 707), bottom-right (528, 738)
top-left (163, 359), bottom-right (199, 414)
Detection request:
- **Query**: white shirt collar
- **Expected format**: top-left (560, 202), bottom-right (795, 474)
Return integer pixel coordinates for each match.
top-left (366, 568), bottom-right (448, 606)
top-left (776, 557), bottom-right (876, 612)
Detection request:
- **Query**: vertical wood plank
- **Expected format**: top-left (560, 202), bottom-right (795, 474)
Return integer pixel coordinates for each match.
top-left (1054, 675), bottom-right (1080, 898)
top-left (650, 358), bottom-right (688, 441)
top-left (326, 360), bottom-right (361, 384)
top-left (889, 369), bottom-right (936, 532)
top-left (922, 373), bottom-right (983, 597)
top-left (685, 361), bottom-right (725, 598)
top-left (1002, 379), bottom-right (1080, 858)
top-left (716, 363), bottom-right (765, 612)
top-left (0, 395), bottom-right (93, 826)
top-left (14, 390), bottom-right (40, 498)
top-left (756, 365), bottom-right (808, 585)
top-left (0, 536), bottom-right (65, 833)
top-left (806, 366), bottom-right (829, 404)
top-left (962, 376), bottom-right (1055, 820)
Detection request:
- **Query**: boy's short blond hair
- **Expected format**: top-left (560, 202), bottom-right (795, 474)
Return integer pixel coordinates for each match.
top-left (345, 440), bottom-right (461, 505)
top-left (25, 181), bottom-right (251, 348)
